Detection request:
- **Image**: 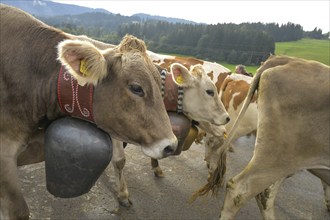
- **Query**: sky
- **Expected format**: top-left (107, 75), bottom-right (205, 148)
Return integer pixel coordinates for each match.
top-left (52, 0), bottom-right (330, 33)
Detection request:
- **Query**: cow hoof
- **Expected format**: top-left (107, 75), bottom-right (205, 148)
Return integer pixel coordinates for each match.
top-left (153, 168), bottom-right (164, 177)
top-left (119, 198), bottom-right (132, 208)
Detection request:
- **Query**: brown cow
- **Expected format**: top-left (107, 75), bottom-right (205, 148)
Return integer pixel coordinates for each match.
top-left (198, 61), bottom-right (330, 217)
top-left (198, 55), bottom-right (330, 219)
top-left (0, 4), bottom-right (178, 219)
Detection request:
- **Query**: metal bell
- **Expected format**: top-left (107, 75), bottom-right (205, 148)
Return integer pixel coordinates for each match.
top-left (45, 117), bottom-right (112, 198)
top-left (167, 112), bottom-right (191, 155)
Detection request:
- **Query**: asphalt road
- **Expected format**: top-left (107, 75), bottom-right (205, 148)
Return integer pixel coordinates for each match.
top-left (18, 136), bottom-right (329, 220)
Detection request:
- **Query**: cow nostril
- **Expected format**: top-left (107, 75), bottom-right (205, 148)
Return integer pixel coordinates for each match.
top-left (226, 117), bottom-right (230, 123)
top-left (163, 145), bottom-right (175, 157)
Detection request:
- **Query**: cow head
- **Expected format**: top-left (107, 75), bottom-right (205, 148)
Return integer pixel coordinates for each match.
top-left (170, 63), bottom-right (230, 126)
top-left (57, 35), bottom-right (177, 159)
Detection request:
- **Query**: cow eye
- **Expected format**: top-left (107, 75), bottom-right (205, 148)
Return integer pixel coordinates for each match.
top-left (206, 89), bottom-right (215, 97)
top-left (129, 83), bottom-right (145, 97)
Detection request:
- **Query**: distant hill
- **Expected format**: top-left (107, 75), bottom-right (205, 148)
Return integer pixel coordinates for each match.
top-left (1, 0), bottom-right (111, 17)
top-left (40, 12), bottom-right (140, 33)
top-left (1, 0), bottom-right (197, 25)
top-left (132, 13), bottom-right (198, 25)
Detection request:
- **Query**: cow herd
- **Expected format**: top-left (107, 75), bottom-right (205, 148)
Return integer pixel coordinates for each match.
top-left (0, 4), bottom-right (329, 220)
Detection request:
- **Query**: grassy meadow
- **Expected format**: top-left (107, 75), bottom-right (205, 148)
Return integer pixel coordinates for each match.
top-left (221, 38), bottom-right (329, 74)
top-left (275, 38), bottom-right (329, 65)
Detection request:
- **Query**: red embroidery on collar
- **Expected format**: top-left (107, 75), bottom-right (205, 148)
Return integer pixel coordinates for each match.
top-left (57, 66), bottom-right (94, 122)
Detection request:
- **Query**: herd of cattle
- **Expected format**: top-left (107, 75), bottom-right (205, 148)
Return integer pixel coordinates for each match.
top-left (0, 4), bottom-right (329, 220)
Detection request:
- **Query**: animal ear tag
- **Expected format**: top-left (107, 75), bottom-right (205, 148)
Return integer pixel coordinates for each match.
top-left (79, 59), bottom-right (90, 77)
top-left (173, 68), bottom-right (185, 85)
top-left (175, 75), bottom-right (184, 85)
top-left (223, 132), bottom-right (228, 139)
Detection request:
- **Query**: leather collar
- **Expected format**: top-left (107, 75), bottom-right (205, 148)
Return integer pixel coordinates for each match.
top-left (57, 66), bottom-right (94, 122)
top-left (57, 67), bottom-right (183, 123)
top-left (161, 70), bottom-right (183, 113)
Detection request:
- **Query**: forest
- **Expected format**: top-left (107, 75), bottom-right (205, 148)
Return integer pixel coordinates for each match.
top-left (41, 12), bottom-right (329, 65)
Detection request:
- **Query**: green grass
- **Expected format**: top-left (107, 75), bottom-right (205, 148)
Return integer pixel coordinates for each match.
top-left (218, 62), bottom-right (258, 75)
top-left (275, 38), bottom-right (329, 65)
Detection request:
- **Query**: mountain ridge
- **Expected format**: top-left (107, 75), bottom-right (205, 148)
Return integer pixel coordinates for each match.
top-left (1, 0), bottom-right (196, 24)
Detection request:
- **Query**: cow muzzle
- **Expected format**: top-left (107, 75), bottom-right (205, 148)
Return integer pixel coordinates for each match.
top-left (213, 113), bottom-right (230, 126)
top-left (142, 138), bottom-right (178, 159)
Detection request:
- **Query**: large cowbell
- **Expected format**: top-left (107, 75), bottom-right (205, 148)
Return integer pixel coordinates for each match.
top-left (45, 117), bottom-right (112, 198)
top-left (167, 112), bottom-right (191, 155)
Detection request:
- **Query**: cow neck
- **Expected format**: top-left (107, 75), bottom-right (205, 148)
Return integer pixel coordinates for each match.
top-left (160, 69), bottom-right (184, 113)
top-left (57, 66), bottom-right (95, 123)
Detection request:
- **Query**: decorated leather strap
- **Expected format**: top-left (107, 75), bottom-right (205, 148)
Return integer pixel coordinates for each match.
top-left (57, 66), bottom-right (94, 122)
top-left (161, 70), bottom-right (183, 113)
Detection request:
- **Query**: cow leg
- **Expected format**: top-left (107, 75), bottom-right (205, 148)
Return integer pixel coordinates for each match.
top-left (111, 139), bottom-right (132, 207)
top-left (255, 178), bottom-right (285, 220)
top-left (0, 136), bottom-right (29, 219)
top-left (219, 160), bottom-right (289, 220)
top-left (321, 181), bottom-right (330, 211)
top-left (151, 158), bottom-right (164, 177)
top-left (17, 130), bottom-right (45, 166)
top-left (308, 168), bottom-right (330, 211)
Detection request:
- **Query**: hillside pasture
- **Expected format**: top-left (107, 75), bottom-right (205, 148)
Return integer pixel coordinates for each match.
top-left (275, 38), bottom-right (329, 65)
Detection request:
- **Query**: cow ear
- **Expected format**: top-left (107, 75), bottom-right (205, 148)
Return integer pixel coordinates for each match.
top-left (170, 63), bottom-right (192, 87)
top-left (57, 39), bottom-right (107, 86)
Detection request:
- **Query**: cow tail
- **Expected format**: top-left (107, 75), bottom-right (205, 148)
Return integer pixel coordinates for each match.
top-left (222, 70), bottom-right (261, 150)
top-left (192, 70), bottom-right (263, 200)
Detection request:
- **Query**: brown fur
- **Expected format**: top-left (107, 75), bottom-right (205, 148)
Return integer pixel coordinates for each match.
top-left (195, 55), bottom-right (329, 219)
top-left (0, 4), bottom-right (176, 219)
top-left (220, 78), bottom-right (257, 111)
top-left (214, 72), bottom-right (231, 93)
top-left (160, 57), bottom-right (204, 71)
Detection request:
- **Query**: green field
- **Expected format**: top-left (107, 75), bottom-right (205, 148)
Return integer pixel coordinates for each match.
top-left (275, 38), bottom-right (329, 65)
top-left (220, 38), bottom-right (329, 74)
top-left (219, 62), bottom-right (258, 75)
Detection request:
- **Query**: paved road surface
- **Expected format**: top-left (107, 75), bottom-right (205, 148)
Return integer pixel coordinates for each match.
top-left (18, 136), bottom-right (329, 220)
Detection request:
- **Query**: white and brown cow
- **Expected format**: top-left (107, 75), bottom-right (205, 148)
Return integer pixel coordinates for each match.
top-left (149, 50), bottom-right (258, 154)
top-left (150, 54), bottom-right (258, 177)
top-left (148, 52), bottom-right (232, 176)
top-left (199, 73), bottom-right (257, 153)
top-left (147, 50), bottom-right (231, 88)
top-left (198, 55), bottom-right (330, 219)
top-left (146, 50), bottom-right (232, 173)
top-left (0, 5), bottom-right (178, 219)
top-left (199, 73), bottom-right (258, 180)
